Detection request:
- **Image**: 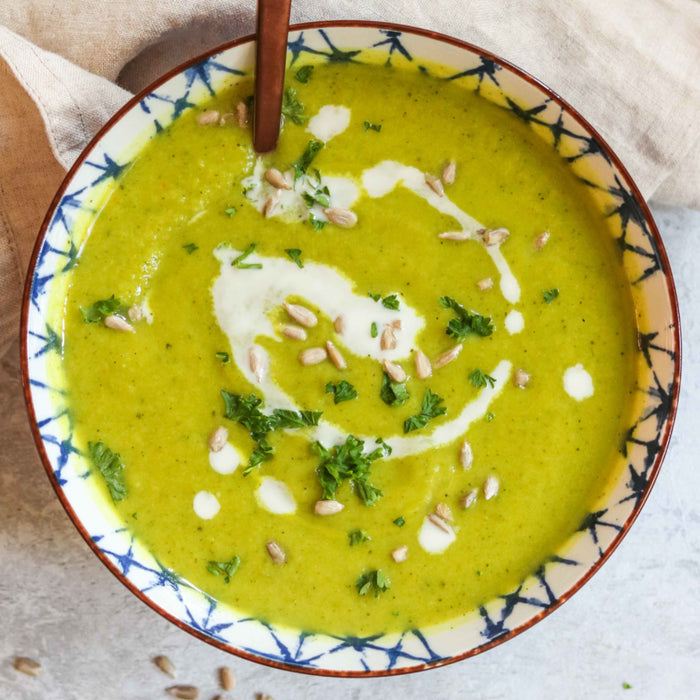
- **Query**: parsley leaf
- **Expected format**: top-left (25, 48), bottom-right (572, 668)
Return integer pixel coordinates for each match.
top-left (543, 288), bottom-right (559, 304)
top-left (375, 437), bottom-right (393, 456)
top-left (469, 368), bottom-right (496, 388)
top-left (368, 292), bottom-right (381, 302)
top-left (325, 380), bottom-right (358, 404)
top-left (381, 294), bottom-right (400, 310)
top-left (486, 411), bottom-right (495, 422)
top-left (215, 351), bottom-right (230, 364)
top-left (309, 211), bottom-right (326, 230)
top-left (293, 140), bottom-right (323, 179)
top-left (439, 296), bottom-right (494, 340)
top-left (232, 242), bottom-right (262, 269)
top-left (206, 555), bottom-right (240, 583)
top-left (355, 569), bottom-right (391, 597)
top-left (622, 683), bottom-right (632, 690)
top-left (370, 322), bottom-right (378, 338)
top-left (294, 65), bottom-right (314, 83)
top-left (183, 242), bottom-right (198, 254)
top-left (380, 372), bottom-right (409, 407)
top-left (225, 206), bottom-right (237, 217)
top-left (348, 529), bottom-right (371, 546)
top-left (80, 295), bottom-right (124, 324)
top-left (404, 389), bottom-right (447, 433)
top-left (281, 87), bottom-right (307, 125)
top-left (302, 184), bottom-right (331, 209)
top-left (393, 516), bottom-right (405, 527)
top-left (312, 435), bottom-right (385, 506)
top-left (88, 441), bottom-right (127, 503)
top-left (285, 248), bottom-right (304, 268)
top-left (363, 121), bottom-right (382, 132)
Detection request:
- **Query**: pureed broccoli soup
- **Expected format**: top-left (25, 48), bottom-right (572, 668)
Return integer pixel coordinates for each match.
top-left (54, 57), bottom-right (639, 636)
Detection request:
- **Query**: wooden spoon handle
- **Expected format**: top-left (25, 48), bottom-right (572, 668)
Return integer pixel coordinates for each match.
top-left (253, 0), bottom-right (292, 153)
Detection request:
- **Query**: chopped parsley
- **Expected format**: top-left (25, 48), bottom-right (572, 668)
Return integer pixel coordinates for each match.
top-left (381, 294), bottom-right (400, 310)
top-left (439, 296), bottom-right (494, 340)
top-left (375, 438), bottom-right (393, 456)
top-left (293, 139), bottom-right (323, 179)
top-left (80, 295), bottom-right (125, 324)
top-left (486, 411), bottom-right (495, 422)
top-left (225, 206), bottom-right (237, 217)
top-left (370, 322), bottom-right (378, 338)
top-left (393, 516), bottom-right (405, 527)
top-left (380, 372), bottom-right (410, 407)
top-left (182, 242), bottom-right (198, 254)
top-left (404, 389), bottom-right (447, 433)
top-left (325, 380), bottom-right (358, 404)
top-left (87, 441), bottom-right (127, 503)
top-left (469, 368), bottom-right (496, 388)
top-left (215, 351), bottom-right (230, 364)
top-left (281, 87), bottom-right (307, 125)
top-left (285, 248), bottom-right (304, 268)
top-left (348, 529), bottom-right (371, 546)
top-left (309, 211), bottom-right (326, 231)
top-left (294, 65), bottom-right (314, 83)
top-left (622, 683), bottom-right (632, 690)
top-left (206, 555), bottom-right (240, 583)
top-left (302, 184), bottom-right (331, 208)
top-left (313, 435), bottom-right (385, 506)
top-left (232, 242), bottom-right (262, 269)
top-left (363, 121), bottom-right (382, 132)
top-left (355, 569), bottom-right (391, 597)
top-left (368, 291), bottom-right (381, 302)
top-left (543, 288), bottom-right (560, 304)
top-left (221, 392), bottom-right (322, 475)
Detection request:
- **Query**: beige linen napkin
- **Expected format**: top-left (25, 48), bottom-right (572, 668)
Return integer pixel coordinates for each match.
top-left (1, 0), bottom-right (699, 362)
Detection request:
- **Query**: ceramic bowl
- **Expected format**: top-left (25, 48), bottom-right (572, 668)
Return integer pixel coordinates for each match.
top-left (21, 21), bottom-right (681, 676)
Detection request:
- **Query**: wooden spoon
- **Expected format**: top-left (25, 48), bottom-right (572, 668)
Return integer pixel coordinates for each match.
top-left (253, 0), bottom-right (293, 153)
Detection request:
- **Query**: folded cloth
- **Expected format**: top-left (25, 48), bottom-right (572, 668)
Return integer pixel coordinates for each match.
top-left (0, 0), bottom-right (699, 359)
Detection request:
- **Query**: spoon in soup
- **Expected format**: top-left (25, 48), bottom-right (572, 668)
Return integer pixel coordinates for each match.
top-left (253, 0), bottom-right (293, 153)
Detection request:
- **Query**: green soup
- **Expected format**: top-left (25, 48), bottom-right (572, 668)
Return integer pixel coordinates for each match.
top-left (57, 59), bottom-right (639, 636)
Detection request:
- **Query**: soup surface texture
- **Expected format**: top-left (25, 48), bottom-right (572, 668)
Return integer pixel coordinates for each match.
top-left (57, 59), bottom-right (638, 636)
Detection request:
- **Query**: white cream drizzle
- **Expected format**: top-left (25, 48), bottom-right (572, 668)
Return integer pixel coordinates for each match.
top-left (193, 491), bottom-right (220, 520)
top-left (505, 309), bottom-right (524, 334)
top-left (208, 442), bottom-right (240, 475)
top-left (256, 477), bottom-right (297, 514)
top-left (307, 105), bottom-right (351, 142)
top-left (563, 364), bottom-right (594, 400)
top-left (418, 515), bottom-right (457, 554)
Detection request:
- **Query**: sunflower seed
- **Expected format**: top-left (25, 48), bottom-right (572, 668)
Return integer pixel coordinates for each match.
top-left (334, 315), bottom-right (345, 334)
top-left (282, 325), bottom-right (307, 340)
top-left (166, 686), bottom-right (200, 700)
top-left (390, 319), bottom-right (402, 330)
top-left (460, 489), bottom-right (478, 509)
top-left (438, 231), bottom-right (469, 241)
top-left (127, 304), bottom-right (143, 321)
top-left (197, 110), bottom-right (220, 126)
top-left (208, 426), bottom-right (229, 453)
top-left (428, 513), bottom-right (453, 534)
top-left (249, 345), bottom-right (267, 383)
top-left (534, 231), bottom-right (550, 249)
top-left (284, 302), bottom-right (318, 327)
top-left (514, 368), bottom-right (530, 388)
top-left (382, 359), bottom-right (406, 383)
top-left (478, 227), bottom-right (510, 246)
top-left (434, 343), bottom-right (463, 369)
top-left (414, 350), bottom-right (432, 379)
top-left (153, 655), bottom-right (176, 678)
top-left (13, 657), bottom-right (43, 677)
top-left (435, 502), bottom-right (453, 522)
top-left (104, 314), bottom-right (134, 332)
top-left (391, 545), bottom-right (408, 563)
top-left (380, 325), bottom-right (397, 350)
top-left (484, 476), bottom-right (500, 500)
top-left (236, 101), bottom-right (248, 127)
top-left (326, 340), bottom-right (347, 370)
top-left (425, 173), bottom-right (444, 196)
top-left (442, 159), bottom-right (456, 185)
top-left (314, 499), bottom-right (344, 515)
top-left (213, 696), bottom-right (229, 700)
top-left (256, 695), bottom-right (274, 700)
top-left (323, 207), bottom-right (357, 228)
top-left (459, 439), bottom-right (473, 470)
top-left (266, 540), bottom-right (286, 565)
top-left (219, 665), bottom-right (236, 691)
top-left (299, 347), bottom-right (327, 366)
top-left (477, 277), bottom-right (494, 291)
top-left (264, 168), bottom-right (291, 190)
top-left (262, 189), bottom-right (281, 218)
